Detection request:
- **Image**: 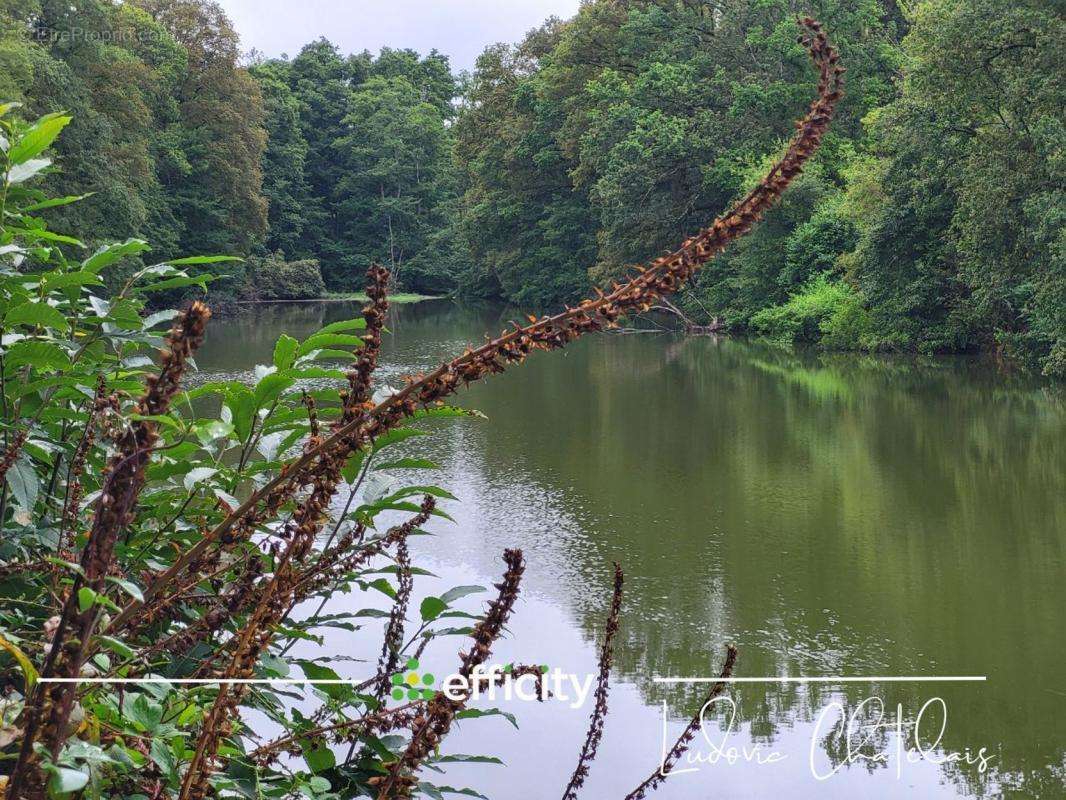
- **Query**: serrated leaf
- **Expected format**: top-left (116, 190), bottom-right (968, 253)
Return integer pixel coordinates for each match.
top-left (5, 340), bottom-right (69, 371)
top-left (316, 318), bottom-right (367, 335)
top-left (296, 332), bottom-right (363, 358)
top-left (253, 372), bottom-right (294, 408)
top-left (272, 334), bottom-right (298, 370)
top-left (82, 239), bottom-right (150, 273)
top-left (7, 157), bottom-right (51, 184)
top-left (5, 454), bottom-right (39, 512)
top-left (5, 301), bottom-right (68, 329)
top-left (183, 467), bottom-right (218, 491)
top-left (7, 113), bottom-right (71, 165)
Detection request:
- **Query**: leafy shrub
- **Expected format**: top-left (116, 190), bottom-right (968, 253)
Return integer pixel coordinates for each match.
top-left (751, 272), bottom-right (874, 348)
top-left (244, 250), bottom-right (328, 300)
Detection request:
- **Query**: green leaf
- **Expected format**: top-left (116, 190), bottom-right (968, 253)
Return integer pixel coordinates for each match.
top-left (6, 158), bottom-right (51, 184)
top-left (432, 785), bottom-right (489, 799)
top-left (317, 318), bottom-right (367, 335)
top-left (194, 420), bottom-right (233, 445)
top-left (161, 255), bottom-right (241, 266)
top-left (431, 754), bottom-right (504, 765)
top-left (368, 577), bottom-right (397, 600)
top-left (127, 693), bottom-right (164, 733)
top-left (296, 332), bottom-right (363, 358)
top-left (272, 334), bottom-right (298, 370)
top-left (4, 340), bottom-right (69, 371)
top-left (454, 707), bottom-right (519, 729)
top-left (18, 193), bottom-right (93, 213)
top-left (97, 635), bottom-right (134, 659)
top-left (39, 270), bottom-right (103, 290)
top-left (77, 587), bottom-right (97, 612)
top-left (302, 740), bottom-right (336, 773)
top-left (7, 113), bottom-right (71, 165)
top-left (5, 454), bottom-right (39, 512)
top-left (4, 301), bottom-right (68, 329)
top-left (0, 631), bottom-right (39, 692)
top-left (386, 485), bottom-right (458, 502)
top-left (297, 660), bottom-right (350, 701)
top-left (340, 449), bottom-right (367, 484)
top-left (47, 766), bottom-right (89, 795)
top-left (106, 298), bottom-right (143, 329)
top-left (439, 585), bottom-right (485, 605)
top-left (420, 596), bottom-right (447, 622)
top-left (149, 737), bottom-right (178, 782)
top-left (253, 372), bottom-right (294, 408)
top-left (183, 467), bottom-right (219, 491)
top-left (371, 428), bottom-right (428, 453)
top-left (137, 274), bottom-right (215, 294)
top-left (105, 576), bottom-right (144, 603)
top-left (82, 239), bottom-right (150, 273)
top-left (227, 388), bottom-right (257, 443)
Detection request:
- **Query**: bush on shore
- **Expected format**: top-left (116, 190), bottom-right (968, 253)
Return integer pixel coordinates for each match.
top-left (243, 250), bottom-right (328, 300)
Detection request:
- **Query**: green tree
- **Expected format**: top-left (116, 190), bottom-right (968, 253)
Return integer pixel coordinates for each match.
top-left (331, 73), bottom-right (457, 291)
top-left (454, 19), bottom-right (598, 307)
top-left (135, 0), bottom-right (268, 256)
top-left (851, 0), bottom-right (1065, 372)
top-left (250, 57), bottom-right (310, 256)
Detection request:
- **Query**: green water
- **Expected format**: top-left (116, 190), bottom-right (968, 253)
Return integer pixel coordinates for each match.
top-left (196, 300), bottom-right (1066, 799)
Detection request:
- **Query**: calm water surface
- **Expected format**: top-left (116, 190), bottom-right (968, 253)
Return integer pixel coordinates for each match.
top-left (197, 300), bottom-right (1066, 799)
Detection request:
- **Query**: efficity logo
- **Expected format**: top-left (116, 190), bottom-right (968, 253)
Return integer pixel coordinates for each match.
top-left (390, 658), bottom-right (438, 701)
top-left (392, 661), bottom-right (597, 709)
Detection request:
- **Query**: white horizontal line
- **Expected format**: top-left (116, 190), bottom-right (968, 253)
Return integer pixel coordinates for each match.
top-left (38, 678), bottom-right (366, 685)
top-left (42, 675), bottom-right (990, 686)
top-left (653, 676), bottom-right (987, 684)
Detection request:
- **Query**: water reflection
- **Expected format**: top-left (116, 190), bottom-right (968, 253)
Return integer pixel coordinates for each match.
top-left (196, 300), bottom-right (1066, 798)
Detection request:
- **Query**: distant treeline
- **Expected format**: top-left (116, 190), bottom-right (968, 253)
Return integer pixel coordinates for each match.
top-left (1, 0), bottom-right (1062, 374)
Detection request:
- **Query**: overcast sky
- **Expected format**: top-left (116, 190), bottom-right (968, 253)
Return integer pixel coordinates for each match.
top-left (215, 0), bottom-right (582, 72)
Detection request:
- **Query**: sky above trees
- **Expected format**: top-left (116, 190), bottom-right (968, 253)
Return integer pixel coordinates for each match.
top-left (215, 0), bottom-right (581, 70)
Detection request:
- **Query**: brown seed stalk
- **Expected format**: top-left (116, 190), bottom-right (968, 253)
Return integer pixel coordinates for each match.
top-left (374, 548), bottom-right (526, 799)
top-left (561, 563), bottom-right (624, 799)
top-left (623, 645), bottom-right (739, 800)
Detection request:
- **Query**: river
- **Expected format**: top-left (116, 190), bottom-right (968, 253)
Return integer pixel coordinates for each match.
top-left (195, 299), bottom-right (1066, 799)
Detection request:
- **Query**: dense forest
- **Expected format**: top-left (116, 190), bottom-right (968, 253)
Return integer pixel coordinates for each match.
top-left (0, 0), bottom-right (1062, 374)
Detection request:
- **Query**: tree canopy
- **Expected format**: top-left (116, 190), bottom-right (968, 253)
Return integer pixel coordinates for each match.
top-left (1, 0), bottom-right (1062, 373)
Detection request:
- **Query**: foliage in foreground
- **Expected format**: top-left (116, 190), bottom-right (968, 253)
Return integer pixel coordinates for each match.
top-left (0, 18), bottom-right (841, 799)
